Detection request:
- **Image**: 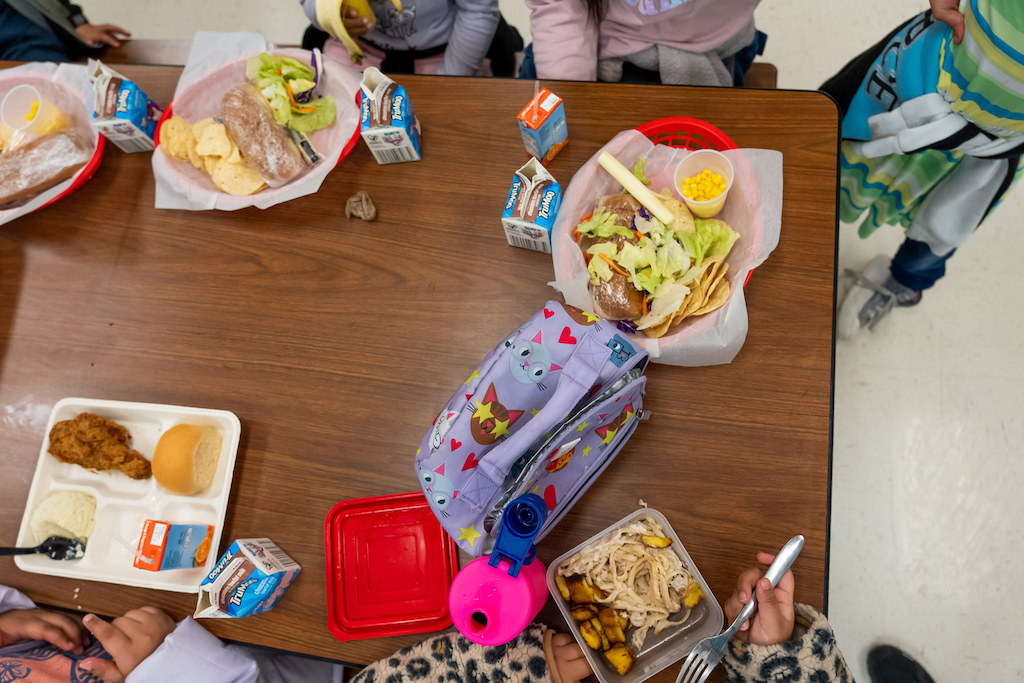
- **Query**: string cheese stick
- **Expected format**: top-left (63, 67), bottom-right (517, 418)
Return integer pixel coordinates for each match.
top-left (597, 151), bottom-right (673, 225)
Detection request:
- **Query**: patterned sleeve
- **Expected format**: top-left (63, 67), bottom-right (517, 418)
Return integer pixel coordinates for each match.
top-left (351, 624), bottom-right (554, 683)
top-left (722, 603), bottom-right (853, 683)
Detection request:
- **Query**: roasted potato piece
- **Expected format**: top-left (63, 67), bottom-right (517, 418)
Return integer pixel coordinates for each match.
top-left (597, 608), bottom-right (619, 628)
top-left (683, 582), bottom-right (705, 609)
top-left (641, 535), bottom-right (672, 548)
top-left (567, 576), bottom-right (599, 603)
top-left (570, 604), bottom-right (599, 623)
top-left (590, 618), bottom-right (611, 651)
top-left (555, 574), bottom-right (571, 601)
top-left (579, 620), bottom-right (602, 651)
top-left (604, 645), bottom-right (636, 675)
top-left (605, 623), bottom-right (626, 644)
top-left (618, 615), bottom-right (629, 631)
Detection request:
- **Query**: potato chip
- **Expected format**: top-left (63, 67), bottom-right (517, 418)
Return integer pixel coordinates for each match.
top-left (160, 116), bottom-right (193, 161)
top-left (211, 156), bottom-right (266, 196)
top-left (195, 122), bottom-right (234, 159)
top-left (191, 117), bottom-right (216, 141)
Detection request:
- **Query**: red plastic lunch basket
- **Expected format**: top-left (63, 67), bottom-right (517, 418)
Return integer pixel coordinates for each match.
top-left (635, 116), bottom-right (737, 151)
top-left (635, 116), bottom-right (751, 287)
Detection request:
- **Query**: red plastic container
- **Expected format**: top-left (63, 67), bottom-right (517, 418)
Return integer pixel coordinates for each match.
top-left (636, 116), bottom-right (750, 287)
top-left (324, 492), bottom-right (459, 641)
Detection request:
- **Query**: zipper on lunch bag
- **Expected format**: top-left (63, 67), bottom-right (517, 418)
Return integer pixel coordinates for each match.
top-left (481, 368), bottom-right (647, 535)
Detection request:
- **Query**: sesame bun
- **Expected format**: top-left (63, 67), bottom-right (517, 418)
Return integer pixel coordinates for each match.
top-left (152, 424), bottom-right (222, 495)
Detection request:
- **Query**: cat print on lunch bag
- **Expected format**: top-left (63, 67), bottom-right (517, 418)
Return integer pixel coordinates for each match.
top-left (506, 330), bottom-right (562, 390)
top-left (429, 408), bottom-right (459, 452)
top-left (560, 302), bottom-right (599, 326)
top-left (468, 383), bottom-right (525, 445)
top-left (606, 334), bottom-right (638, 367)
top-left (419, 464), bottom-right (456, 516)
top-left (595, 402), bottom-right (636, 445)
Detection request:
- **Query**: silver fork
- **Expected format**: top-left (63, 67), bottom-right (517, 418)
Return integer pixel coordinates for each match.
top-left (675, 535), bottom-right (805, 683)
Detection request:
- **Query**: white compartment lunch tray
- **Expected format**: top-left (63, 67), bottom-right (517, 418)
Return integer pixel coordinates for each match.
top-left (15, 397), bottom-right (241, 593)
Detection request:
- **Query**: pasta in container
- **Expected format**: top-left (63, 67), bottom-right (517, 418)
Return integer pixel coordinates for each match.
top-left (546, 509), bottom-right (723, 683)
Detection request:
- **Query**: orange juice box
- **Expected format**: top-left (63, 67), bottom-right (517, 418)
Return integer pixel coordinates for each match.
top-left (358, 67), bottom-right (422, 164)
top-left (501, 157), bottom-right (562, 253)
top-left (517, 87), bottom-right (568, 165)
top-left (133, 520), bottom-right (214, 571)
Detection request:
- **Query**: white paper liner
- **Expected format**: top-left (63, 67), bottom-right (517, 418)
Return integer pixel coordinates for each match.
top-left (549, 130), bottom-right (783, 366)
top-left (0, 63), bottom-right (101, 227)
top-left (151, 31), bottom-right (361, 211)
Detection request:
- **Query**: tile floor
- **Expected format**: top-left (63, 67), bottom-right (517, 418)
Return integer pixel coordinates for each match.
top-left (80, 0), bottom-right (1022, 679)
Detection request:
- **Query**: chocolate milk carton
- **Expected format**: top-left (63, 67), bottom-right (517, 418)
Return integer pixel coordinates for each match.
top-left (359, 67), bottom-right (422, 164)
top-left (501, 157), bottom-right (562, 253)
top-left (88, 60), bottom-right (162, 153)
top-left (194, 538), bottom-right (300, 618)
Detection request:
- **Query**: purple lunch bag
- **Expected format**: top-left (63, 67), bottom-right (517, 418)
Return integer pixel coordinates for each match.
top-left (414, 301), bottom-right (649, 556)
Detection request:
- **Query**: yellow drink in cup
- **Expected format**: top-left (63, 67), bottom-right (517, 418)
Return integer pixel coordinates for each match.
top-left (674, 149), bottom-right (734, 218)
top-left (0, 84), bottom-right (68, 138)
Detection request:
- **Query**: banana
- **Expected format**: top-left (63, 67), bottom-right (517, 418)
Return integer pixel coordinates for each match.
top-left (316, 0), bottom-right (404, 66)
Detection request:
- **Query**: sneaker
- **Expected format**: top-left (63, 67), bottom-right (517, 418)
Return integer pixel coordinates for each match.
top-left (867, 645), bottom-right (936, 683)
top-left (837, 255), bottom-right (922, 339)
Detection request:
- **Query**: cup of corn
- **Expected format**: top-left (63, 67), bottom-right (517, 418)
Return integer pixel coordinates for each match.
top-left (674, 149), bottom-right (734, 218)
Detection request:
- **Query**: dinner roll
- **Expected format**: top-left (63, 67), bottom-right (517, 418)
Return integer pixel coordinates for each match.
top-left (153, 424), bottom-right (222, 495)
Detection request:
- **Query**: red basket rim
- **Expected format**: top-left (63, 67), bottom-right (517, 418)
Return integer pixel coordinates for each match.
top-left (41, 134), bottom-right (106, 210)
top-left (635, 116), bottom-right (738, 151)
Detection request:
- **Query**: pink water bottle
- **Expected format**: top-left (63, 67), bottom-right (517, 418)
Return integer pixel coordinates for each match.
top-left (448, 494), bottom-right (549, 646)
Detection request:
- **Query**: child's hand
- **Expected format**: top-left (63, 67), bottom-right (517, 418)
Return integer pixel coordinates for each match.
top-left (723, 551), bottom-right (796, 646)
top-left (931, 0), bottom-right (966, 45)
top-left (79, 607), bottom-right (176, 682)
top-left (342, 6), bottom-right (374, 38)
top-left (0, 608), bottom-right (87, 653)
top-left (550, 632), bottom-right (592, 683)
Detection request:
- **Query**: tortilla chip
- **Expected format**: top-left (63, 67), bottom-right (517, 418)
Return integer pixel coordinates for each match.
top-left (693, 279), bottom-right (731, 316)
top-left (644, 316), bottom-right (675, 339)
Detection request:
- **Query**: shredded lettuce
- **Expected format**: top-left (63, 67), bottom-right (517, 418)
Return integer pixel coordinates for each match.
top-left (246, 53), bottom-right (336, 133)
top-left (586, 242), bottom-right (618, 284)
top-left (578, 208), bottom-right (636, 240)
top-left (689, 219), bottom-right (741, 267)
top-left (632, 158), bottom-right (651, 186)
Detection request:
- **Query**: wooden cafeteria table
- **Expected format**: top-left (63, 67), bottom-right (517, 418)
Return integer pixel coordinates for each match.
top-left (0, 63), bottom-right (839, 680)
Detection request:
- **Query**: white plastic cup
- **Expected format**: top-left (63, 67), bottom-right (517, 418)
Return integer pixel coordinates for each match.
top-left (674, 149), bottom-right (734, 218)
top-left (1, 84), bottom-right (57, 134)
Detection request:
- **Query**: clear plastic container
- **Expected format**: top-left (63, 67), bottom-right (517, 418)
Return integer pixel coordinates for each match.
top-left (674, 149), bottom-right (734, 218)
top-left (546, 508), bottom-right (724, 683)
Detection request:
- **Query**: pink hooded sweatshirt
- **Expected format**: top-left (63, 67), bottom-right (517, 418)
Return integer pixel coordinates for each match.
top-left (526, 0), bottom-right (760, 82)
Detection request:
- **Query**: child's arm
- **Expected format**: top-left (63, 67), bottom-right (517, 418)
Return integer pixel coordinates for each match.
top-left (351, 624), bottom-right (585, 683)
top-left (524, 0), bottom-right (599, 81)
top-left (721, 552), bottom-right (854, 683)
top-left (81, 610), bottom-right (259, 683)
top-left (0, 586), bottom-right (88, 655)
top-left (436, 0), bottom-right (501, 76)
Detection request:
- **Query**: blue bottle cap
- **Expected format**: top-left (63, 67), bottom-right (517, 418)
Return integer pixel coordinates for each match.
top-left (488, 493), bottom-right (548, 578)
